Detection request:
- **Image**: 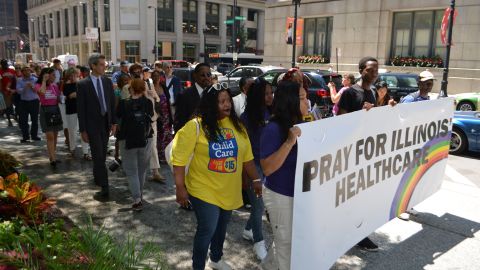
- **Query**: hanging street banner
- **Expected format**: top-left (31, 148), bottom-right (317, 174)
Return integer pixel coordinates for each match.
top-left (291, 98), bottom-right (455, 270)
top-left (285, 17), bottom-right (304, 45)
top-left (441, 7), bottom-right (458, 45)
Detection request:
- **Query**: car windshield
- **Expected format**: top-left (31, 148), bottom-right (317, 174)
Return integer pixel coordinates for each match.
top-left (398, 76), bottom-right (418, 88)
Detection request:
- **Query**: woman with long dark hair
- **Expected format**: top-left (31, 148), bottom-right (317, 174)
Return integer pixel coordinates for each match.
top-left (260, 81), bottom-right (309, 270)
top-left (35, 67), bottom-right (63, 167)
top-left (172, 84), bottom-right (262, 270)
top-left (239, 77), bottom-right (273, 260)
top-left (374, 80), bottom-right (395, 106)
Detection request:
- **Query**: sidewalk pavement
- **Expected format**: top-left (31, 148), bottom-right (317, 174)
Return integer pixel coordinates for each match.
top-left (1, 117), bottom-right (479, 270)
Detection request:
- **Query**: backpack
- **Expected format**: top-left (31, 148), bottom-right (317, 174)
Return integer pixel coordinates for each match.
top-left (125, 97), bottom-right (152, 149)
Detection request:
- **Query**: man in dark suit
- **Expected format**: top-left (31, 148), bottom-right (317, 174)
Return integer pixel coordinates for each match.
top-left (77, 54), bottom-right (117, 200)
top-left (173, 63), bottom-right (212, 132)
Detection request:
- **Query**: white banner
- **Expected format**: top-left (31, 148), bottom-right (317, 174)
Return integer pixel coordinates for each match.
top-left (85, 27), bottom-right (99, 41)
top-left (291, 98), bottom-right (455, 270)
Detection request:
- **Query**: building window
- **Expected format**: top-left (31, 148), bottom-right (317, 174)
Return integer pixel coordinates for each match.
top-left (104, 0), bottom-right (110, 31)
top-left (205, 44), bottom-right (218, 54)
top-left (247, 28), bottom-right (257, 40)
top-left (64, 9), bottom-right (69, 37)
top-left (31, 21), bottom-right (35, 41)
top-left (93, 0), bottom-right (98, 28)
top-left (248, 9), bottom-right (257, 22)
top-left (183, 43), bottom-right (197, 62)
top-left (56, 11), bottom-right (61, 38)
top-left (205, 2), bottom-right (219, 35)
top-left (226, 5), bottom-right (241, 37)
top-left (303, 17), bottom-right (333, 58)
top-left (157, 0), bottom-right (174, 32)
top-left (391, 10), bottom-right (444, 59)
top-left (83, 3), bottom-right (87, 34)
top-left (121, 40), bottom-right (140, 63)
top-left (183, 0), bottom-right (197, 33)
top-left (73, 7), bottom-right (78, 35)
top-left (42, 15), bottom-right (46, 35)
top-left (49, 14), bottom-right (53, 38)
top-left (156, 41), bottom-right (174, 60)
top-left (102, 41), bottom-right (111, 60)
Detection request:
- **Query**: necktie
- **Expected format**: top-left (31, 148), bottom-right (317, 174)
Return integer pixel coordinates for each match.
top-left (97, 78), bottom-right (106, 116)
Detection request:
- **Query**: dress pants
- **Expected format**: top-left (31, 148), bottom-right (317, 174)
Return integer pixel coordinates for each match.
top-left (88, 119), bottom-right (109, 188)
top-left (19, 99), bottom-right (39, 140)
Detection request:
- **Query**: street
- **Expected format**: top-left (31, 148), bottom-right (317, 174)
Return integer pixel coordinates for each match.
top-left (1, 117), bottom-right (479, 270)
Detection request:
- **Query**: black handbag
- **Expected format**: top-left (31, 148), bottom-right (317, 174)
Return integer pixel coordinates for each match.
top-left (43, 106), bottom-right (63, 127)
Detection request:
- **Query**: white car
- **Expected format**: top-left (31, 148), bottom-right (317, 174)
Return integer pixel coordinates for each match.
top-left (218, 65), bottom-right (284, 95)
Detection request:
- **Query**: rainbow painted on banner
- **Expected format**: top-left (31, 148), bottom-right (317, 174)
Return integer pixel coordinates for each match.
top-left (389, 133), bottom-right (451, 219)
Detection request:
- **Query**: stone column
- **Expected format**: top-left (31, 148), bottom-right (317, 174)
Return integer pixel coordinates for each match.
top-left (59, 8), bottom-right (65, 54)
top-left (198, 0), bottom-right (206, 62)
top-left (174, 0), bottom-right (183, 60)
top-left (68, 5), bottom-right (74, 54)
top-left (257, 11), bottom-right (265, 54)
top-left (219, 4), bottom-right (227, 53)
top-left (27, 18), bottom-right (33, 54)
top-left (78, 4), bottom-right (84, 64)
top-left (108, 0), bottom-right (119, 62)
top-left (45, 15), bottom-right (52, 59)
top-left (87, 0), bottom-right (94, 55)
top-left (51, 12), bottom-right (58, 56)
top-left (97, 0), bottom-right (104, 54)
top-left (33, 17), bottom-right (40, 57)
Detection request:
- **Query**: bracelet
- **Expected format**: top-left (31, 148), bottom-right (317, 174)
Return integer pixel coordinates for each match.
top-left (252, 179), bottom-right (261, 183)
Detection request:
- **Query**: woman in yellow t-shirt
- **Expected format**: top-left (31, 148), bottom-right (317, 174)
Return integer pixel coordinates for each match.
top-left (172, 83), bottom-right (262, 270)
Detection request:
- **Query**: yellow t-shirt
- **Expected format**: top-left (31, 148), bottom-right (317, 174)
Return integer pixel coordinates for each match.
top-left (172, 117), bottom-right (254, 210)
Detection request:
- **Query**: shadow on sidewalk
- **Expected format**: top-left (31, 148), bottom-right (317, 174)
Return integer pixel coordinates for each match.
top-left (333, 212), bottom-right (480, 270)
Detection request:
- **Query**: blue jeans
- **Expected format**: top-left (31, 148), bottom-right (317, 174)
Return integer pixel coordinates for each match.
top-left (244, 163), bottom-right (265, 243)
top-left (190, 195), bottom-right (232, 270)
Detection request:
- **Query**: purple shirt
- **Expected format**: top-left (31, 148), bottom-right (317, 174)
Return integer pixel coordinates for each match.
top-left (240, 110), bottom-right (270, 164)
top-left (260, 121), bottom-right (297, 197)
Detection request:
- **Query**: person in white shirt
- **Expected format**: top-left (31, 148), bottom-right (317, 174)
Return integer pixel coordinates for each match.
top-left (233, 77), bottom-right (254, 117)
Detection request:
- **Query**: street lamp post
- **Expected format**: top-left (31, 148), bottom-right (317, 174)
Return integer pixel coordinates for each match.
top-left (292, 0), bottom-right (301, 68)
top-left (439, 0), bottom-right (455, 98)
top-left (148, 6), bottom-right (158, 61)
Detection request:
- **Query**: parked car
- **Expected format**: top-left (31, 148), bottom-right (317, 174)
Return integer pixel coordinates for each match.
top-left (377, 72), bottom-right (419, 101)
top-left (257, 69), bottom-right (341, 118)
top-left (454, 92), bottom-right (480, 111)
top-left (216, 63), bottom-right (235, 75)
top-left (218, 65), bottom-right (284, 96)
top-left (105, 64), bottom-right (121, 79)
top-left (172, 67), bottom-right (194, 90)
top-left (450, 111), bottom-right (480, 154)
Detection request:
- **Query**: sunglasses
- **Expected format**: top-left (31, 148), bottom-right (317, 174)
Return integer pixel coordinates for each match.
top-left (199, 72), bottom-right (212, 78)
top-left (207, 82), bottom-right (229, 93)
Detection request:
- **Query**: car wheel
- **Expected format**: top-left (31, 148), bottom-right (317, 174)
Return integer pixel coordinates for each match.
top-left (450, 127), bottom-right (468, 155)
top-left (456, 101), bottom-right (476, 111)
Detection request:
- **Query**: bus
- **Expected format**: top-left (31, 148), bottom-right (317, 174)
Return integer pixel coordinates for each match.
top-left (208, 53), bottom-right (263, 66)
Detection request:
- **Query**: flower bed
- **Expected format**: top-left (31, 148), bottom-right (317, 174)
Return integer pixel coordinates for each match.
top-left (390, 55), bottom-right (443, 68)
top-left (297, 55), bottom-right (330, 64)
top-left (0, 150), bottom-right (167, 270)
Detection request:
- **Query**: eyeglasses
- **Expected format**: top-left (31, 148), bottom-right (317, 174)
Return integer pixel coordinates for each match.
top-left (199, 72), bottom-right (212, 78)
top-left (207, 82), bottom-right (229, 93)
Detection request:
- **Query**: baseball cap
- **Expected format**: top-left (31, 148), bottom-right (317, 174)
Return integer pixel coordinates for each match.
top-left (120, 61), bottom-right (130, 67)
top-left (419, 70), bottom-right (435, 81)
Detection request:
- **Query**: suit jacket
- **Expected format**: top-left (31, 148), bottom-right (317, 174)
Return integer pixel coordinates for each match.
top-left (173, 85), bottom-right (200, 133)
top-left (77, 75), bottom-right (116, 134)
top-left (162, 75), bottom-right (182, 104)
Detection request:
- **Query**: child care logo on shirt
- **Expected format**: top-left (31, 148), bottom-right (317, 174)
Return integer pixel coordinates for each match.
top-left (208, 128), bottom-right (238, 173)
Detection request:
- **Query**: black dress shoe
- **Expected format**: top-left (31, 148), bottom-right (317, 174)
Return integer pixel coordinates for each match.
top-left (94, 187), bottom-right (110, 201)
top-left (31, 137), bottom-right (41, 141)
top-left (20, 139), bottom-right (30, 143)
